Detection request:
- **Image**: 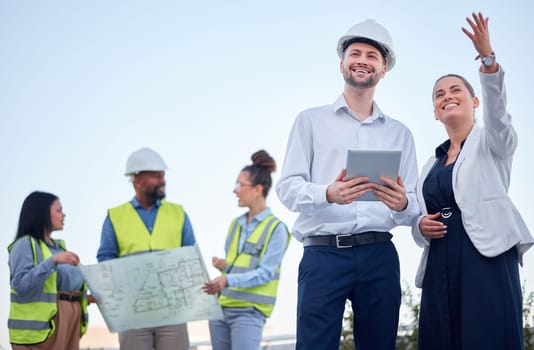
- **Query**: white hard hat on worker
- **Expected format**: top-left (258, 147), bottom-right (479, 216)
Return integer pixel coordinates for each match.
top-left (337, 19), bottom-right (396, 71)
top-left (125, 147), bottom-right (168, 176)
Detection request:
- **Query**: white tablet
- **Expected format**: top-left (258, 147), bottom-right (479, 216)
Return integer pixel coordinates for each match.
top-left (344, 149), bottom-right (402, 201)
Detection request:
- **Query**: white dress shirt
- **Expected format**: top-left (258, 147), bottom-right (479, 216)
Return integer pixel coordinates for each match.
top-left (276, 94), bottom-right (420, 242)
top-left (411, 67), bottom-right (534, 287)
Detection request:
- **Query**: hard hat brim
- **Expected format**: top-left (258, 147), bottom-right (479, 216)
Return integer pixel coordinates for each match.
top-left (337, 35), bottom-right (396, 71)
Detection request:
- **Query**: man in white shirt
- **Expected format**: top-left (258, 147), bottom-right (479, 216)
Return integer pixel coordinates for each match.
top-left (276, 19), bottom-right (419, 350)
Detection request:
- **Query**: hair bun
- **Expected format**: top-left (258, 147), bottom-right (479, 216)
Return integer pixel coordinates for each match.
top-left (251, 150), bottom-right (276, 173)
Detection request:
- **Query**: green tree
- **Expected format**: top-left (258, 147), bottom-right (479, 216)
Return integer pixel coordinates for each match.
top-left (524, 282), bottom-right (534, 350)
top-left (396, 283), bottom-right (419, 350)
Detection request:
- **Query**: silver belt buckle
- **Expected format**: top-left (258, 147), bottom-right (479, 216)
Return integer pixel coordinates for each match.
top-left (335, 234), bottom-right (352, 248)
top-left (441, 207), bottom-right (453, 219)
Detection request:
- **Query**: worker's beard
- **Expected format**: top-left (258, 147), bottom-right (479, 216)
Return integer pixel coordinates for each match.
top-left (342, 63), bottom-right (381, 89)
top-left (145, 185), bottom-right (166, 204)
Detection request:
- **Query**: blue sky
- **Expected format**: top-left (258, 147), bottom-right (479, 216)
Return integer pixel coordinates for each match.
top-left (1, 1), bottom-right (534, 347)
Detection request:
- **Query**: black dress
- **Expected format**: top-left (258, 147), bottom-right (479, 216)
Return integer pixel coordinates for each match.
top-left (418, 141), bottom-right (524, 350)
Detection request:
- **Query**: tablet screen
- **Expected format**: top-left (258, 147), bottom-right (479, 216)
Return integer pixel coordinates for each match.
top-left (345, 149), bottom-right (402, 201)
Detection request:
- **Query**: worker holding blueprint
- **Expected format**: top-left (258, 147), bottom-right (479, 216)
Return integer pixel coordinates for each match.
top-left (96, 147), bottom-right (197, 350)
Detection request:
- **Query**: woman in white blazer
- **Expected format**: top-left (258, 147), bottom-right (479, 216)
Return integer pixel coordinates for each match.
top-left (411, 12), bottom-right (534, 350)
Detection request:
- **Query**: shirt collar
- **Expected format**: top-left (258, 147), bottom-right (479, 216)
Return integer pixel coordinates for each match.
top-left (130, 197), bottom-right (161, 209)
top-left (237, 207), bottom-right (272, 226)
top-left (333, 94), bottom-right (385, 123)
top-left (435, 139), bottom-right (466, 158)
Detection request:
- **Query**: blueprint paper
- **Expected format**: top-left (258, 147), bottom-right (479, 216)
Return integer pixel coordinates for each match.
top-left (79, 245), bottom-right (223, 332)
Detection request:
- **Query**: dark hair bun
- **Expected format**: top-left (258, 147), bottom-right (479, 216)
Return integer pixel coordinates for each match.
top-left (251, 150), bottom-right (276, 173)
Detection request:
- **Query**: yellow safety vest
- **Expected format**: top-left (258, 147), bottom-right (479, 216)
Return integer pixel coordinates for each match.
top-left (218, 215), bottom-right (290, 317)
top-left (8, 236), bottom-right (89, 344)
top-left (109, 200), bottom-right (185, 257)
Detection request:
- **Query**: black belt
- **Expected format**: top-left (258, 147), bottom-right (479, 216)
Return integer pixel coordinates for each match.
top-left (303, 231), bottom-right (392, 248)
top-left (58, 293), bottom-right (80, 302)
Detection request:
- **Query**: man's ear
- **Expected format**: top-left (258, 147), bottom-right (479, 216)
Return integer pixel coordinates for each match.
top-left (133, 174), bottom-right (142, 188)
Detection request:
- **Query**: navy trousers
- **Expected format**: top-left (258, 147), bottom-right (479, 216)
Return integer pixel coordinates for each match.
top-left (296, 240), bottom-right (401, 350)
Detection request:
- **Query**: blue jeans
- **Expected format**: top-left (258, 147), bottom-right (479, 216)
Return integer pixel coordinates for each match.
top-left (297, 241), bottom-right (401, 350)
top-left (209, 307), bottom-right (266, 350)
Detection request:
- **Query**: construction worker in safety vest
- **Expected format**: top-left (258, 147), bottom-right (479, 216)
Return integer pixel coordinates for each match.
top-left (8, 191), bottom-right (90, 350)
top-left (97, 147), bottom-right (197, 350)
top-left (203, 150), bottom-right (290, 350)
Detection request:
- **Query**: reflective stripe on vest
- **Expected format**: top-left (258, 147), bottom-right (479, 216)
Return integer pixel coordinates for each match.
top-left (109, 200), bottom-right (185, 257)
top-left (8, 236), bottom-right (89, 344)
top-left (11, 293), bottom-right (56, 303)
top-left (228, 266), bottom-right (282, 280)
top-left (220, 289), bottom-right (277, 305)
top-left (219, 215), bottom-right (290, 317)
top-left (8, 319), bottom-right (51, 331)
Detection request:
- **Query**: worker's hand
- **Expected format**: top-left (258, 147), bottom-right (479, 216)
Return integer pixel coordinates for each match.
top-left (419, 212), bottom-right (447, 239)
top-left (87, 295), bottom-right (97, 304)
top-left (371, 176), bottom-right (408, 211)
top-left (326, 169), bottom-right (372, 204)
top-left (202, 276), bottom-right (228, 295)
top-left (212, 257), bottom-right (227, 271)
top-left (53, 252), bottom-right (80, 266)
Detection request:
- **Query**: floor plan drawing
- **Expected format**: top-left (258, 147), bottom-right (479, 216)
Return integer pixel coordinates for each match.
top-left (79, 245), bottom-right (223, 332)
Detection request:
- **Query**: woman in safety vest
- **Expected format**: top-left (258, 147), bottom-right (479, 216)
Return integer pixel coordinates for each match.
top-left (203, 150), bottom-right (291, 350)
top-left (8, 191), bottom-right (90, 350)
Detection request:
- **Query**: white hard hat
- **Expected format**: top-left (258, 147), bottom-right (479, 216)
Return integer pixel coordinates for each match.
top-left (125, 147), bottom-right (168, 176)
top-left (337, 19), bottom-right (396, 71)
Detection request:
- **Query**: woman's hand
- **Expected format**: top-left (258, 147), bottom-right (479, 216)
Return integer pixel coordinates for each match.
top-left (202, 276), bottom-right (228, 295)
top-left (53, 252), bottom-right (80, 265)
top-left (419, 212), bottom-right (447, 239)
top-left (212, 257), bottom-right (227, 271)
top-left (462, 12), bottom-right (498, 73)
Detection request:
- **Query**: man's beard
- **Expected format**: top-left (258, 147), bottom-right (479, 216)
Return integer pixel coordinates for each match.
top-left (343, 68), bottom-right (380, 89)
top-left (145, 185), bottom-right (166, 203)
